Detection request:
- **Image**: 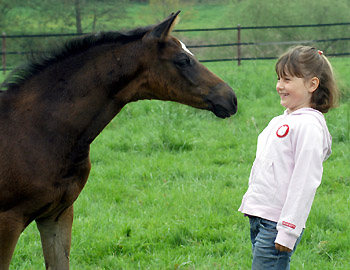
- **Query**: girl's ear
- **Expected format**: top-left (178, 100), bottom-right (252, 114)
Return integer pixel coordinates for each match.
top-left (309, 77), bottom-right (320, 93)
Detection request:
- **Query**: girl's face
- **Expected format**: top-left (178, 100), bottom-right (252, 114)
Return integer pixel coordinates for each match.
top-left (276, 72), bottom-right (319, 113)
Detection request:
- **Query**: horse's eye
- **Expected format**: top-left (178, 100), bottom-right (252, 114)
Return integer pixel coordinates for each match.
top-left (174, 54), bottom-right (191, 68)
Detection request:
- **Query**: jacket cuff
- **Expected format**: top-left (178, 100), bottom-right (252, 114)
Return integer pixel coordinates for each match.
top-left (275, 230), bottom-right (298, 250)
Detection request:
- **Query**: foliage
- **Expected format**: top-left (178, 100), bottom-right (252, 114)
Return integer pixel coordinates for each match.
top-left (3, 58), bottom-right (350, 269)
top-left (1, 0), bottom-right (350, 69)
top-left (2, 0), bottom-right (130, 33)
top-left (221, 0), bottom-right (350, 57)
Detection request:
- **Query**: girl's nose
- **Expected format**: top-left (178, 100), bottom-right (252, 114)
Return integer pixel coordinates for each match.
top-left (276, 81), bottom-right (283, 91)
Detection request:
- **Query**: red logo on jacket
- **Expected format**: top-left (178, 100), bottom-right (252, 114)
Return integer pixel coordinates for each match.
top-left (276, 125), bottom-right (289, 138)
top-left (282, 221), bottom-right (296, 229)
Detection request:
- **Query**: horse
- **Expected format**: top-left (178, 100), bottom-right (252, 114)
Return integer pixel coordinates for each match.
top-left (0, 11), bottom-right (237, 269)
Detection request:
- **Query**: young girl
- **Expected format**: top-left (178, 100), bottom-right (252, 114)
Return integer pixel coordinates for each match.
top-left (238, 46), bottom-right (339, 270)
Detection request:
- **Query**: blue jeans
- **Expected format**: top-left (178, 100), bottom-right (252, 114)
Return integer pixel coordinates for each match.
top-left (249, 216), bottom-right (303, 270)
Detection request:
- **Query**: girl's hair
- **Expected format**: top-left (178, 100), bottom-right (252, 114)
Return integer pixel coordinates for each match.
top-left (275, 45), bottom-right (339, 113)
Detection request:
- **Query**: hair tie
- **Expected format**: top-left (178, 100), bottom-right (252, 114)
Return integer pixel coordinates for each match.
top-left (318, 50), bottom-right (323, 55)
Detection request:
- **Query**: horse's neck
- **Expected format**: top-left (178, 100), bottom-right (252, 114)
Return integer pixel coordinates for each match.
top-left (15, 48), bottom-right (142, 157)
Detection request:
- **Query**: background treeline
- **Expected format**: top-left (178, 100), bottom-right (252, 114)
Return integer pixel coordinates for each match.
top-left (1, 0), bottom-right (350, 68)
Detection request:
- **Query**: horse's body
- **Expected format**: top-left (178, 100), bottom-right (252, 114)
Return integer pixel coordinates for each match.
top-left (0, 12), bottom-right (236, 269)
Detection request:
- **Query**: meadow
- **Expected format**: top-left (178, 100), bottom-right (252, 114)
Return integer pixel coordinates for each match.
top-left (1, 1), bottom-right (350, 268)
top-left (2, 57), bottom-right (349, 269)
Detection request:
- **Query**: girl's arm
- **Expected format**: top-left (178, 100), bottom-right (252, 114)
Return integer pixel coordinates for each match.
top-left (275, 122), bottom-right (325, 250)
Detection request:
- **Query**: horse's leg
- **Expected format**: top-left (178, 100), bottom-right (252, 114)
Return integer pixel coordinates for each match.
top-left (0, 212), bottom-right (25, 270)
top-left (36, 205), bottom-right (74, 270)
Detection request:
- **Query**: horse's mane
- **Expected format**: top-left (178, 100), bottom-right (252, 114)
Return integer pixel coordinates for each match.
top-left (1, 26), bottom-right (152, 91)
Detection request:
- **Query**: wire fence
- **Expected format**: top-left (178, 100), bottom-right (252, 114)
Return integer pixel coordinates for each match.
top-left (1, 22), bottom-right (350, 73)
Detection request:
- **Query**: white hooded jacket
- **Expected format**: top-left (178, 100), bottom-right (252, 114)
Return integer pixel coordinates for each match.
top-left (238, 108), bottom-right (332, 250)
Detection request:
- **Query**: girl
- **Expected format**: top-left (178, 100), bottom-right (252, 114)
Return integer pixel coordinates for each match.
top-left (238, 46), bottom-right (339, 270)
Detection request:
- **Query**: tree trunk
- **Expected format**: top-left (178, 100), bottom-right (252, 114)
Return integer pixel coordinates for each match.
top-left (74, 0), bottom-right (83, 34)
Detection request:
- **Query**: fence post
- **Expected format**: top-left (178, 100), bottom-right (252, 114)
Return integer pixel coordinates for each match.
top-left (2, 32), bottom-right (6, 75)
top-left (237, 24), bottom-right (241, 66)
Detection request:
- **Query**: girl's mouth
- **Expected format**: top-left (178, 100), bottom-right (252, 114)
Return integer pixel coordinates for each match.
top-left (280, 93), bottom-right (289, 97)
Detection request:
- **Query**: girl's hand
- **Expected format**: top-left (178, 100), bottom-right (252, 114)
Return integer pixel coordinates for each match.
top-left (275, 243), bottom-right (292, 253)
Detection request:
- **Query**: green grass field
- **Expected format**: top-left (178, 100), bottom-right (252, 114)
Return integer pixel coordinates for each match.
top-left (2, 57), bottom-right (349, 269)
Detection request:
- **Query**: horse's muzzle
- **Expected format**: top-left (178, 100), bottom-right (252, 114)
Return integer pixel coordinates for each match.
top-left (206, 83), bottom-right (237, 118)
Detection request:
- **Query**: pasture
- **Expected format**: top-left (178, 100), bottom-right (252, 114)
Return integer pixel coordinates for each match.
top-left (1, 58), bottom-right (350, 269)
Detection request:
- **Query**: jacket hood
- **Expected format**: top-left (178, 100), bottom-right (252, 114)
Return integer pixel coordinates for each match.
top-left (285, 108), bottom-right (332, 160)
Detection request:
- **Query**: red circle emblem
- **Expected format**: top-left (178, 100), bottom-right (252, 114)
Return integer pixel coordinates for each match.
top-left (276, 124), bottom-right (289, 138)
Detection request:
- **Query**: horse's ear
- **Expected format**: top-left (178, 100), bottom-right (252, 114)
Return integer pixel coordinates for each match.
top-left (147, 11), bottom-right (181, 40)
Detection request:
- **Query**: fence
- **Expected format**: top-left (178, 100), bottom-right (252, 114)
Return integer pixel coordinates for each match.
top-left (178, 24), bottom-right (350, 63)
top-left (2, 22), bottom-right (350, 74)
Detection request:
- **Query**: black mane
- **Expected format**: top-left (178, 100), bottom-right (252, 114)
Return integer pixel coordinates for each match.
top-left (1, 26), bottom-right (152, 91)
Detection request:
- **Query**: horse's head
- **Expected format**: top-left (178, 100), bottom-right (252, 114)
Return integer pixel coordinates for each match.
top-left (140, 11), bottom-right (237, 118)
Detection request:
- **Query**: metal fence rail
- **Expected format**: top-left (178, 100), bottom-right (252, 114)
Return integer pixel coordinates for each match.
top-left (2, 22), bottom-right (350, 73)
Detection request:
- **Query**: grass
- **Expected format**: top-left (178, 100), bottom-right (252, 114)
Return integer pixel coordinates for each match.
top-left (4, 57), bottom-right (349, 269)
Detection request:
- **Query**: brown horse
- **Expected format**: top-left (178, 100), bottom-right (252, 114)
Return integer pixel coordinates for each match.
top-left (0, 11), bottom-right (236, 269)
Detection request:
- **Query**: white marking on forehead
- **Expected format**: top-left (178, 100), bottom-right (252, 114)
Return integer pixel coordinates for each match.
top-left (179, 39), bottom-right (194, 56)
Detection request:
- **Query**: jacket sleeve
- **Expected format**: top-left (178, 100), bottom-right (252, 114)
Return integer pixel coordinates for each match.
top-left (275, 122), bottom-right (325, 250)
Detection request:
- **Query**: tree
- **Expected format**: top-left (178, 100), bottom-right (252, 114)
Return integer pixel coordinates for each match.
top-left (74, 0), bottom-right (83, 34)
top-left (5, 0), bottom-right (130, 34)
top-left (0, 0), bottom-right (23, 30)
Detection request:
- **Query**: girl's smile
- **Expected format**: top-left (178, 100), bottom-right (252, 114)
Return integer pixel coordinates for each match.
top-left (276, 74), bottom-right (319, 113)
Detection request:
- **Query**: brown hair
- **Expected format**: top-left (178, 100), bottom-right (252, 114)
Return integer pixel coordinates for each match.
top-left (275, 45), bottom-right (339, 113)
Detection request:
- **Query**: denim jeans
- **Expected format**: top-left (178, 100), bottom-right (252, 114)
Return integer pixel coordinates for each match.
top-left (249, 216), bottom-right (303, 270)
